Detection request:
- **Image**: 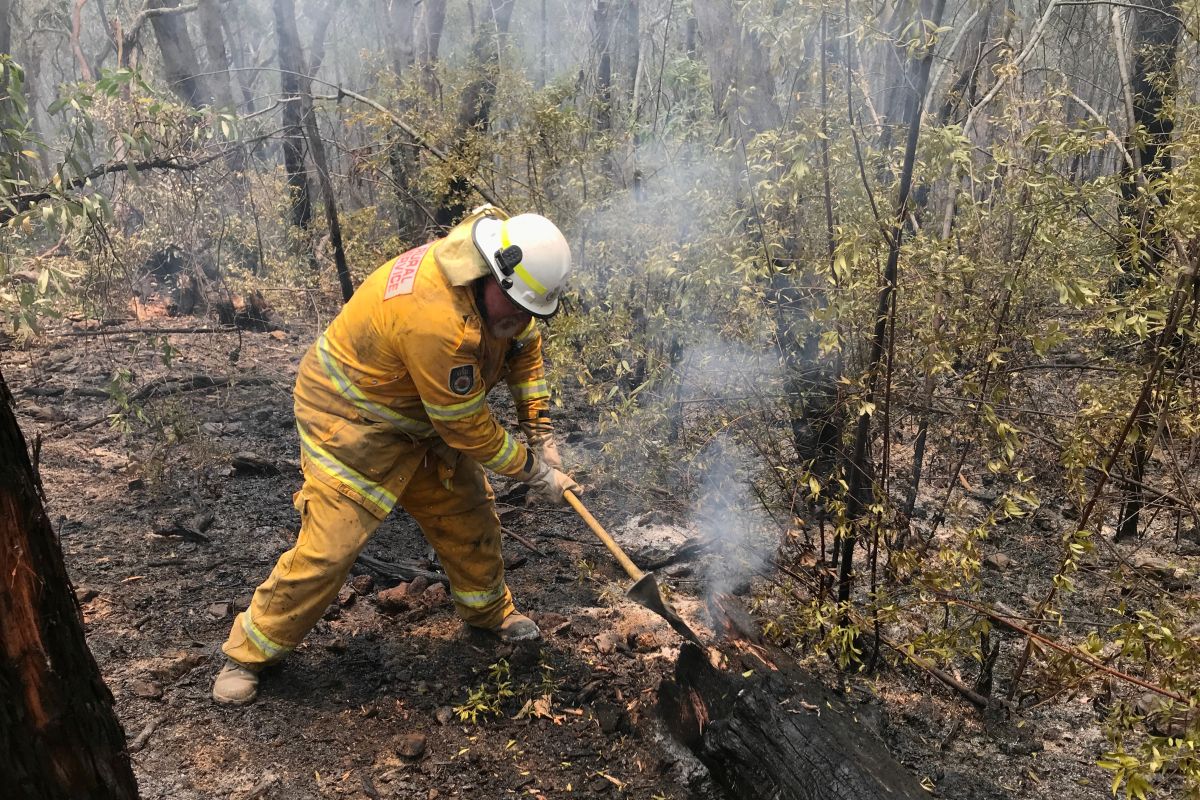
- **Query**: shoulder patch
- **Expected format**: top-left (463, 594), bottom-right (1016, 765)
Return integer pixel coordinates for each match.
top-left (384, 243), bottom-right (432, 299)
top-left (448, 364), bottom-right (476, 396)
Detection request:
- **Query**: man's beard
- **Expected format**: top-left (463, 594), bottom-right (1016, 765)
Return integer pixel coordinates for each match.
top-left (489, 315), bottom-right (527, 339)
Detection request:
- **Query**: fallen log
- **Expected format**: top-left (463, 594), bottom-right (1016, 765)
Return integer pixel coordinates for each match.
top-left (659, 597), bottom-right (928, 800)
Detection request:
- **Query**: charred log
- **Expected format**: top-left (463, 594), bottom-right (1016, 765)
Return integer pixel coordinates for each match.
top-left (660, 598), bottom-right (927, 800)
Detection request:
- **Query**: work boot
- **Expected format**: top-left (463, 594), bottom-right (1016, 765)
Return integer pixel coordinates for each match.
top-left (491, 612), bottom-right (541, 643)
top-left (212, 659), bottom-right (259, 705)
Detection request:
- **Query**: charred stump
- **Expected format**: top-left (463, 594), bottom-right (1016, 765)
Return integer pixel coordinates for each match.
top-left (659, 599), bottom-right (926, 800)
top-left (0, 368), bottom-right (138, 800)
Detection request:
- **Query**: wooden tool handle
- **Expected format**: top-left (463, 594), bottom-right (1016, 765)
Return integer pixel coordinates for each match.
top-left (563, 490), bottom-right (644, 581)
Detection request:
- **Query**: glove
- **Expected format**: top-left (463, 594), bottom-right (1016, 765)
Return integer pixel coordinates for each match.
top-left (517, 452), bottom-right (580, 506)
top-left (520, 417), bottom-right (563, 472)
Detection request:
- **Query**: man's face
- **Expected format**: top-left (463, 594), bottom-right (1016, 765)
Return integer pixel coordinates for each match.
top-left (481, 278), bottom-right (533, 339)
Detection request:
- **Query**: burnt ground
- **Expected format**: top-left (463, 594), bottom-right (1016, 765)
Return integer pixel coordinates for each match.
top-left (4, 319), bottom-right (1142, 800)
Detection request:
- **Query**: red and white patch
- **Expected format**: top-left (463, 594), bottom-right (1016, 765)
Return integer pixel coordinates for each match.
top-left (383, 243), bottom-right (432, 299)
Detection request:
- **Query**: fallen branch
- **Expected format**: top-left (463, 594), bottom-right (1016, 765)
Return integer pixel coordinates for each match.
top-left (127, 713), bottom-right (168, 753)
top-left (129, 374), bottom-right (274, 402)
top-left (501, 526), bottom-right (547, 557)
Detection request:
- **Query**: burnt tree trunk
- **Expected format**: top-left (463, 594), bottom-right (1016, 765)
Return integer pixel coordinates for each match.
top-left (0, 369), bottom-right (139, 799)
top-left (148, 0), bottom-right (210, 107)
top-left (273, 0), bottom-right (313, 230)
top-left (661, 642), bottom-right (927, 800)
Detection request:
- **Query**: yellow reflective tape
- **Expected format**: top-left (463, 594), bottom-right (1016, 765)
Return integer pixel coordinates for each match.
top-left (242, 610), bottom-right (291, 659)
top-left (316, 336), bottom-right (436, 438)
top-left (423, 392), bottom-right (486, 422)
top-left (481, 431), bottom-right (521, 472)
top-left (515, 320), bottom-right (539, 344)
top-left (297, 423), bottom-right (397, 515)
top-left (511, 379), bottom-right (549, 401)
top-left (499, 222), bottom-right (547, 296)
top-left (452, 582), bottom-right (507, 609)
top-left (513, 263), bottom-right (547, 295)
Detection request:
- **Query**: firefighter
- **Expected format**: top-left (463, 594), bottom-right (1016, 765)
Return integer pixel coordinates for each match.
top-left (212, 206), bottom-right (580, 705)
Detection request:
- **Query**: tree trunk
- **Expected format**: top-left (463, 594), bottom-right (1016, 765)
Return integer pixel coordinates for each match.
top-left (220, 3), bottom-right (257, 111)
top-left (148, 0), bottom-right (210, 107)
top-left (0, 369), bottom-right (139, 800)
top-left (838, 0), bottom-right (946, 607)
top-left (273, 0), bottom-right (313, 230)
top-left (383, 0), bottom-right (421, 238)
top-left (1115, 0), bottom-right (1180, 541)
top-left (0, 0), bottom-right (11, 55)
top-left (383, 0), bottom-right (416, 77)
top-left (594, 0), bottom-right (614, 134)
top-left (303, 103), bottom-right (356, 302)
top-left (196, 0), bottom-right (233, 109)
top-left (692, 0), bottom-right (781, 142)
top-left (436, 0), bottom-right (515, 226)
top-left (416, 0), bottom-right (447, 97)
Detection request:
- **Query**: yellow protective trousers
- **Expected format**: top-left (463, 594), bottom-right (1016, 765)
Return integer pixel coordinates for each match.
top-left (222, 450), bottom-right (514, 669)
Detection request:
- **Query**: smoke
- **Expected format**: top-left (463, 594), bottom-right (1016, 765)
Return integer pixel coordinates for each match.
top-left (690, 432), bottom-right (773, 600)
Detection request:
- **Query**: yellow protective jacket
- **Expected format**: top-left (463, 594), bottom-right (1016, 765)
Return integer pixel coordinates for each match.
top-left (293, 207), bottom-right (551, 519)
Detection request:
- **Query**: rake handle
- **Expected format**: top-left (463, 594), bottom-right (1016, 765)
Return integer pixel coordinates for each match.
top-left (563, 490), bottom-right (644, 581)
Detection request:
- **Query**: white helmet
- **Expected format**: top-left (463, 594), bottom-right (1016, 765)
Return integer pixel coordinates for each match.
top-left (471, 212), bottom-right (571, 317)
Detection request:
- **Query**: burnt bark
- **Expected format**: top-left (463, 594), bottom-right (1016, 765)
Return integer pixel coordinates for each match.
top-left (147, 0), bottom-right (210, 107)
top-left (660, 643), bottom-right (927, 800)
top-left (303, 101), bottom-right (355, 302)
top-left (273, 0), bottom-right (312, 229)
top-left (0, 369), bottom-right (139, 800)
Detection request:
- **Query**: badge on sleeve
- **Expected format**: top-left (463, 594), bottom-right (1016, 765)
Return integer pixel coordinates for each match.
top-left (448, 364), bottom-right (476, 395)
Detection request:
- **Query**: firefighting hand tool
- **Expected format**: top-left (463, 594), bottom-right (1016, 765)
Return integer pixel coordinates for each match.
top-left (472, 213), bottom-right (571, 318)
top-left (563, 490), bottom-right (703, 646)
